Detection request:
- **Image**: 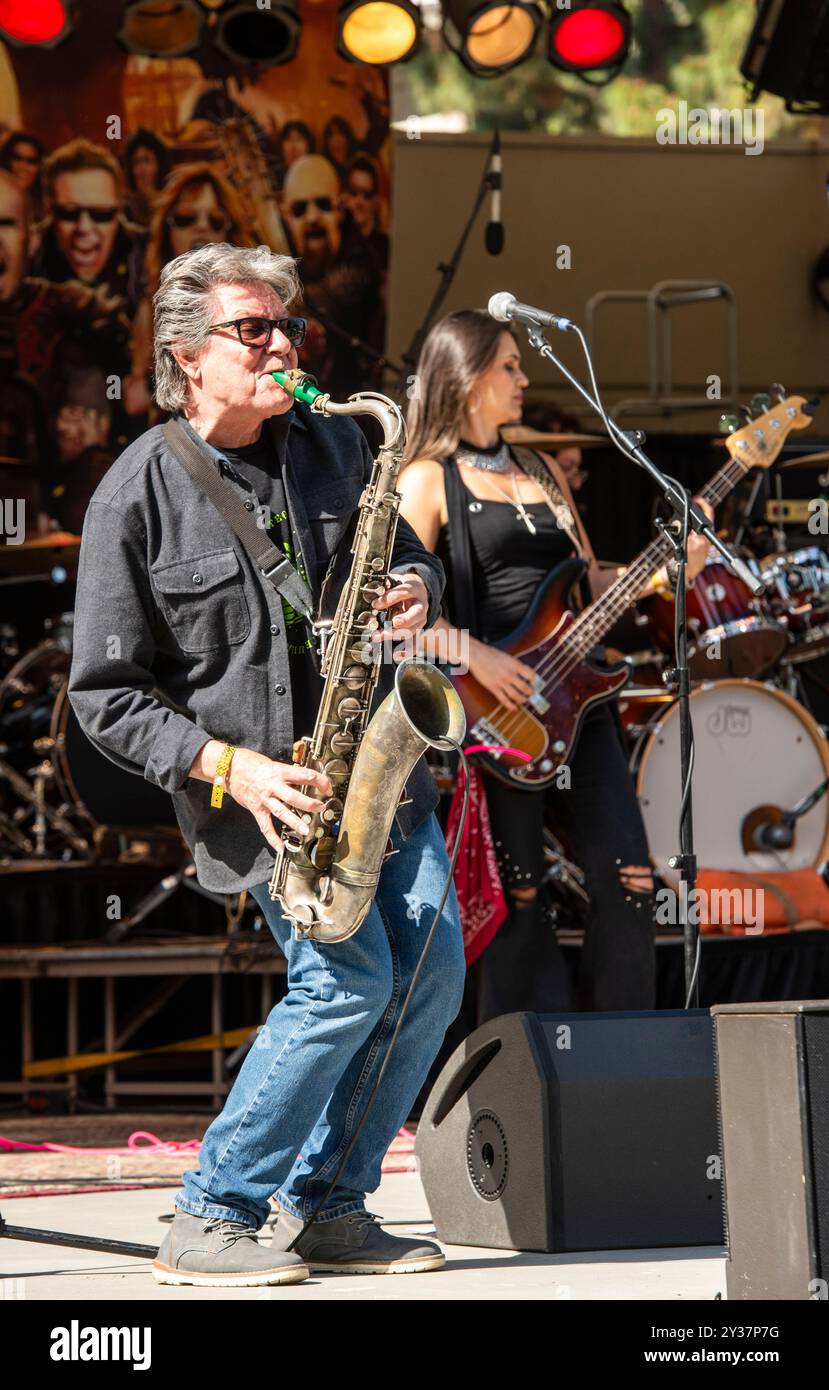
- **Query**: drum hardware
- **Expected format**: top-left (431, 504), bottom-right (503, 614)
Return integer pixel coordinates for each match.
top-left (741, 775), bottom-right (829, 855)
top-left (103, 861), bottom-right (227, 946)
top-left (0, 750), bottom-right (90, 858)
top-left (643, 550), bottom-right (787, 681)
top-left (0, 639), bottom-right (177, 865)
top-left (0, 808), bottom-right (33, 859)
top-left (635, 680), bottom-right (829, 879)
top-left (778, 449), bottom-right (829, 471)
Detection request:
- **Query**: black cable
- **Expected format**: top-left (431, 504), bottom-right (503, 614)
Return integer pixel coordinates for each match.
top-left (285, 739), bottom-right (471, 1251)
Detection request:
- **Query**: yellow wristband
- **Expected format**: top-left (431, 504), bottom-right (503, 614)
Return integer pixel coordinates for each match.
top-left (210, 743), bottom-right (237, 809)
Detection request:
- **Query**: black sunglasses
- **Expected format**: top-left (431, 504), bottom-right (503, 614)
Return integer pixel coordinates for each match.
top-left (53, 204), bottom-right (118, 224)
top-left (208, 316), bottom-right (307, 348)
top-left (167, 210), bottom-right (231, 232)
top-left (288, 196), bottom-right (333, 217)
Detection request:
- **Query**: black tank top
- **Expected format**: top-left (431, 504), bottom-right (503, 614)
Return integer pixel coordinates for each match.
top-left (436, 449), bottom-right (575, 643)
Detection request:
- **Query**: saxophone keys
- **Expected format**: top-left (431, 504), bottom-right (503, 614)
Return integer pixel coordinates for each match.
top-left (337, 697), bottom-right (362, 720)
top-left (342, 665), bottom-right (366, 690)
top-left (320, 798), bottom-right (343, 824)
top-left (329, 730), bottom-right (354, 754)
top-left (323, 758), bottom-right (349, 780)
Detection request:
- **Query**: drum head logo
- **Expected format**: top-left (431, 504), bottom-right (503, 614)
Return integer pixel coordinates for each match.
top-left (706, 582), bottom-right (727, 603)
top-left (707, 704), bottom-right (751, 737)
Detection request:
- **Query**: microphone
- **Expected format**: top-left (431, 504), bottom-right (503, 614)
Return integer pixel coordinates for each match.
top-left (751, 816), bottom-right (795, 851)
top-left (488, 291), bottom-right (574, 334)
top-left (484, 131), bottom-right (504, 256)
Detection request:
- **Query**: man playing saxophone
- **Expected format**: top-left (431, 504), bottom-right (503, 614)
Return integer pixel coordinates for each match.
top-left (68, 243), bottom-right (465, 1287)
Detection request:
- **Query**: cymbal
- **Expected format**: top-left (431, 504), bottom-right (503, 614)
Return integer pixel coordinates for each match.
top-left (0, 531), bottom-right (81, 576)
top-left (500, 425), bottom-right (607, 449)
top-left (778, 450), bottom-right (829, 471)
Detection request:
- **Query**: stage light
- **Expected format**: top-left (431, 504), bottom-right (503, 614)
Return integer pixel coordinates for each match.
top-left (0, 0), bottom-right (71, 47)
top-left (118, 0), bottom-right (205, 58)
top-left (443, 0), bottom-right (542, 77)
top-left (337, 1), bottom-right (420, 66)
top-left (548, 2), bottom-right (631, 81)
top-left (214, 0), bottom-right (301, 66)
top-left (741, 0), bottom-right (829, 115)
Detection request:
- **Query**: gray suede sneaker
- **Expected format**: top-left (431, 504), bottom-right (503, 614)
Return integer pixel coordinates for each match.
top-left (153, 1211), bottom-right (309, 1287)
top-left (272, 1208), bottom-right (445, 1274)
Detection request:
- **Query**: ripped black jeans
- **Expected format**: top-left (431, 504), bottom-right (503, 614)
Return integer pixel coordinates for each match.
top-left (468, 700), bottom-right (656, 1019)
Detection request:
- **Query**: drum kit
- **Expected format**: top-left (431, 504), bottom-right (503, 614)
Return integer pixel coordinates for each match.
top-left (621, 457), bottom-right (829, 886)
top-left (0, 533), bottom-right (178, 866)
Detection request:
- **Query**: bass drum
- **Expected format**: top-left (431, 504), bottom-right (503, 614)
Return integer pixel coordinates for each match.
top-left (0, 641), bottom-right (175, 829)
top-left (633, 679), bottom-right (829, 878)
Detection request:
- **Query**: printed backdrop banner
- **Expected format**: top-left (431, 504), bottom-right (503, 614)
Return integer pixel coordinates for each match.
top-left (0, 3), bottom-right (390, 542)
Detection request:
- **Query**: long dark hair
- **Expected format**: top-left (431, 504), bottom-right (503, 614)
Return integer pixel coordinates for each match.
top-left (405, 309), bottom-right (515, 463)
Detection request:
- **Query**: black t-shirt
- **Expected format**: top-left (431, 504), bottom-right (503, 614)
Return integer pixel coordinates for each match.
top-left (220, 425), bottom-right (324, 741)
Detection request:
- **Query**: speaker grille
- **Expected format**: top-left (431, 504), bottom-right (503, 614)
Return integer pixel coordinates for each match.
top-left (467, 1111), bottom-right (508, 1201)
top-left (803, 1014), bottom-right (829, 1280)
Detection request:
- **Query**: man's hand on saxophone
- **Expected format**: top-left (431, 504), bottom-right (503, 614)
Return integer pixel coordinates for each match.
top-left (189, 740), bottom-right (333, 851)
top-left (370, 570), bottom-right (430, 656)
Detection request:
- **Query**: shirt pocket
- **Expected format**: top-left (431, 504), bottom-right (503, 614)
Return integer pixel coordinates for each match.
top-left (151, 547), bottom-right (251, 653)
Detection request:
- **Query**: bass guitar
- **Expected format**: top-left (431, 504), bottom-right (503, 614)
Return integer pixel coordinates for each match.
top-left (452, 393), bottom-right (813, 788)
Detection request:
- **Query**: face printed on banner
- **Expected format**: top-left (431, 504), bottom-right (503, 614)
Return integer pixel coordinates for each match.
top-left (471, 331), bottom-right (529, 426)
top-left (281, 125), bottom-right (312, 168)
top-left (344, 167), bottom-right (376, 233)
top-left (51, 167), bottom-right (120, 282)
top-left (167, 181), bottom-right (232, 257)
top-left (0, 175), bottom-right (28, 302)
top-left (282, 156), bottom-right (341, 278)
top-left (9, 139), bottom-right (42, 192)
top-left (131, 145), bottom-right (160, 196)
top-left (55, 402), bottom-right (110, 463)
top-left (176, 282), bottom-right (300, 427)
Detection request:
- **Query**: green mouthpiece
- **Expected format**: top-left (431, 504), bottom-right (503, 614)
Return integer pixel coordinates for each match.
top-left (271, 369), bottom-right (324, 406)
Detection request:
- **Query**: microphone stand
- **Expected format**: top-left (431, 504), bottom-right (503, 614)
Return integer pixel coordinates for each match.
top-left (520, 320), bottom-right (761, 1007)
top-left (396, 131), bottom-right (500, 395)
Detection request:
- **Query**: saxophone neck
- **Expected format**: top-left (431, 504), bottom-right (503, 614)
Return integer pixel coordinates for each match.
top-left (271, 370), bottom-right (404, 454)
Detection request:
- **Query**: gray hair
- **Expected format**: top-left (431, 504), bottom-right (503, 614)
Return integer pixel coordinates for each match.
top-left (152, 242), bottom-right (302, 414)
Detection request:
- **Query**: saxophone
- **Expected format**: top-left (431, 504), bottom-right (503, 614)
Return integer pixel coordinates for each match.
top-left (267, 369), bottom-right (466, 944)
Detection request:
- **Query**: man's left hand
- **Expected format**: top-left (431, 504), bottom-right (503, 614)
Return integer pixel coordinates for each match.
top-left (370, 572), bottom-right (429, 646)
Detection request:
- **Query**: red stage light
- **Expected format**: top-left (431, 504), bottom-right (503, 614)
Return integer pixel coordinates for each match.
top-left (550, 4), bottom-right (629, 73)
top-left (0, 0), bottom-right (68, 45)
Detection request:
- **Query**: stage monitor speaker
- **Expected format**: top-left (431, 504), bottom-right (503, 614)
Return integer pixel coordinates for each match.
top-left (712, 1000), bottom-right (829, 1301)
top-left (415, 1010), bottom-right (723, 1253)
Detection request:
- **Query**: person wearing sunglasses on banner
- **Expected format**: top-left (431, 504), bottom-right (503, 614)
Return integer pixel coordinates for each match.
top-left (68, 242), bottom-right (462, 1287)
top-left (281, 154), bottom-right (382, 397)
top-left (32, 138), bottom-right (146, 314)
top-left (125, 165), bottom-right (256, 421)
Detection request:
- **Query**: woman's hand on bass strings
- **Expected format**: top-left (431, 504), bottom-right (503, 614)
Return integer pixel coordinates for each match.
top-left (468, 639), bottom-right (537, 712)
top-left (226, 748), bottom-right (333, 851)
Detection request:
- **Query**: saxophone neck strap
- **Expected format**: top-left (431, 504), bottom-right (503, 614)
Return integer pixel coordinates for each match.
top-left (162, 417), bottom-right (315, 622)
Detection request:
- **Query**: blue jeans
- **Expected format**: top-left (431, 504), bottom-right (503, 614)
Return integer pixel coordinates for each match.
top-left (177, 811), bottom-right (465, 1229)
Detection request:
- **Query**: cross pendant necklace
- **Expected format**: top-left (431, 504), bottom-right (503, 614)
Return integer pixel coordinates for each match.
top-left (487, 469), bottom-right (537, 534)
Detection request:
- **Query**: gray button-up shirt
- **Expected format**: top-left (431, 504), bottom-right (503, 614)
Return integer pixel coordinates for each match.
top-left (68, 402), bottom-right (445, 892)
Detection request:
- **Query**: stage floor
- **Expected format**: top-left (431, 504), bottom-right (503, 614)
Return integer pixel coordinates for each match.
top-left (2, 1170), bottom-right (726, 1301)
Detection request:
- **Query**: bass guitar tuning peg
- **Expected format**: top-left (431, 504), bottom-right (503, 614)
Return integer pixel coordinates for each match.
top-left (769, 383), bottom-right (786, 403)
top-left (749, 393), bottom-right (772, 416)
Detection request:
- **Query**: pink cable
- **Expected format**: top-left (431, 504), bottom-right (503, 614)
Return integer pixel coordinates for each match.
top-left (0, 1130), bottom-right (201, 1156)
top-left (0, 1127), bottom-right (417, 1179)
top-left (464, 742), bottom-right (532, 762)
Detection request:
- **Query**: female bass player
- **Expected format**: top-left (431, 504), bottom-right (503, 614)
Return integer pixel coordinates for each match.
top-left (399, 310), bottom-right (710, 1019)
